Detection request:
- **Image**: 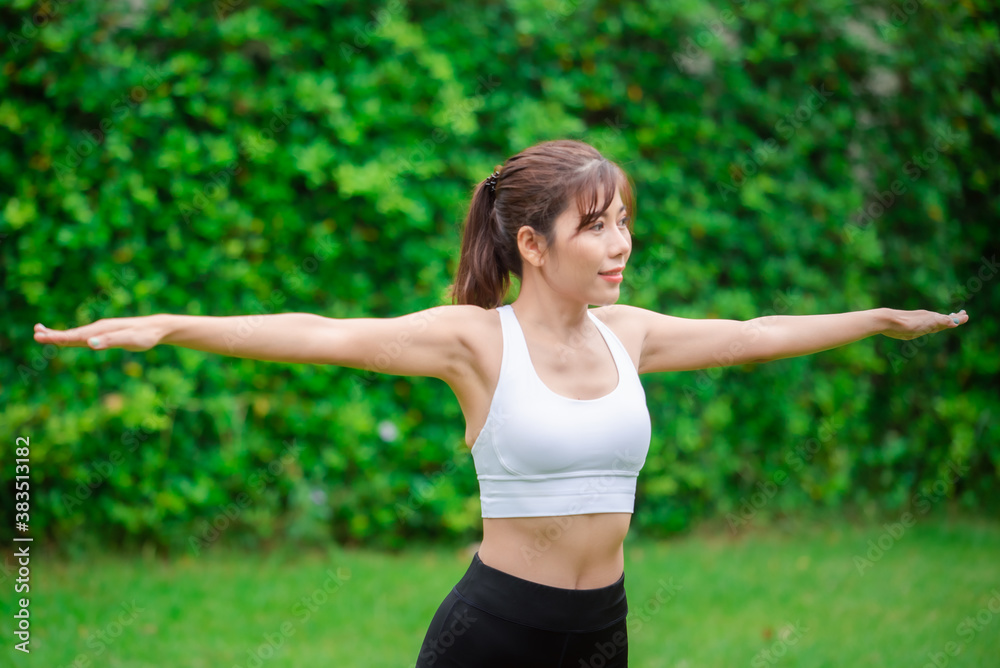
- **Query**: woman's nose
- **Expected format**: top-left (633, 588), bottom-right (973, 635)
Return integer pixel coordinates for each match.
top-left (609, 226), bottom-right (630, 255)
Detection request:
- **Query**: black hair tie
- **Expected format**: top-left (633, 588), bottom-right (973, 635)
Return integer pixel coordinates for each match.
top-left (485, 169), bottom-right (500, 193)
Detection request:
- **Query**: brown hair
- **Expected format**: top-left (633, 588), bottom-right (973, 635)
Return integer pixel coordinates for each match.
top-left (448, 139), bottom-right (636, 309)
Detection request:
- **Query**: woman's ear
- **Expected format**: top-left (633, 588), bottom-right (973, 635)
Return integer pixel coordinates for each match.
top-left (516, 226), bottom-right (549, 268)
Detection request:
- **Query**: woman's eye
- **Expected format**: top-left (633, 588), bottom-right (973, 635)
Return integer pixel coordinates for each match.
top-left (593, 218), bottom-right (628, 231)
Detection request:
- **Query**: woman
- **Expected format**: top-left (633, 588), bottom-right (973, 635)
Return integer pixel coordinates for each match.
top-left (34, 139), bottom-right (968, 667)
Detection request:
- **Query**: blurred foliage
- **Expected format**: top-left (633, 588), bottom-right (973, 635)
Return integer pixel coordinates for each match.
top-left (0, 0), bottom-right (997, 553)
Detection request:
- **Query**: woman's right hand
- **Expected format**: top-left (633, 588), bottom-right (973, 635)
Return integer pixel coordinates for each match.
top-left (33, 315), bottom-right (168, 352)
top-left (879, 308), bottom-right (968, 341)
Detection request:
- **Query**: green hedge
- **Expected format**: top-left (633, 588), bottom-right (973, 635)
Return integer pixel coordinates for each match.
top-left (1, 0), bottom-right (997, 552)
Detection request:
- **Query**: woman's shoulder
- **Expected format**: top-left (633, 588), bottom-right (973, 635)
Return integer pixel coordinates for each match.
top-left (437, 303), bottom-right (502, 348)
top-left (589, 304), bottom-right (646, 360)
top-left (589, 304), bottom-right (640, 328)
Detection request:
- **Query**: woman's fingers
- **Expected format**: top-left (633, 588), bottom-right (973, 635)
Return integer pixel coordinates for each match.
top-left (882, 308), bottom-right (968, 340)
top-left (932, 308), bottom-right (967, 333)
top-left (34, 324), bottom-right (83, 347)
top-left (944, 309), bottom-right (968, 328)
top-left (33, 317), bottom-right (161, 352)
top-left (34, 322), bottom-right (109, 348)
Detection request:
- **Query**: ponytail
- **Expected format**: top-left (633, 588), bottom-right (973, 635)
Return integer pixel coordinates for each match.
top-left (449, 168), bottom-right (517, 308)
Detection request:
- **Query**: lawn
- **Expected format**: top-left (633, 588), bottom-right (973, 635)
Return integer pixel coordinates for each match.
top-left (4, 515), bottom-right (998, 667)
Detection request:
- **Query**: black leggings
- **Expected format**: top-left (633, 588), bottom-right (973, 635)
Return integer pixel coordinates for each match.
top-left (415, 551), bottom-right (628, 667)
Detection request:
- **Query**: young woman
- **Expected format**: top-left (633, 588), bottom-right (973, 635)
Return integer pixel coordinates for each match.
top-left (34, 139), bottom-right (968, 667)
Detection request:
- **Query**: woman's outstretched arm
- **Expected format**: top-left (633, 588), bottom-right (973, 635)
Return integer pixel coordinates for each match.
top-left (755, 307), bottom-right (968, 362)
top-left (621, 305), bottom-right (970, 374)
top-left (32, 305), bottom-right (479, 378)
top-left (162, 313), bottom-right (335, 362)
top-left (34, 313), bottom-right (338, 362)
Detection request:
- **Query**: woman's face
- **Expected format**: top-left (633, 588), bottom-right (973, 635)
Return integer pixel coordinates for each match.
top-left (538, 188), bottom-right (632, 306)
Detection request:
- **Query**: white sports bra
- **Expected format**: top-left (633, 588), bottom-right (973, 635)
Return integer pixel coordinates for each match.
top-left (470, 304), bottom-right (652, 518)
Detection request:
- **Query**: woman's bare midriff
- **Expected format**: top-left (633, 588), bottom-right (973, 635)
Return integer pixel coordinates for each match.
top-left (452, 305), bottom-right (642, 590)
top-left (478, 512), bottom-right (631, 589)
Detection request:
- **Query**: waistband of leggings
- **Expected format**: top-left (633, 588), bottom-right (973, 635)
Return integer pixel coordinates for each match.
top-left (452, 551), bottom-right (627, 633)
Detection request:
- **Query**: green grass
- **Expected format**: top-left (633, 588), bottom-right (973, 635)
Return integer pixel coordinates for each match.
top-left (4, 516), bottom-right (999, 667)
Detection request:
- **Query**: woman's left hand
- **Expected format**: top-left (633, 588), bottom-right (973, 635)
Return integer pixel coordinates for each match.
top-left (880, 308), bottom-right (969, 340)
